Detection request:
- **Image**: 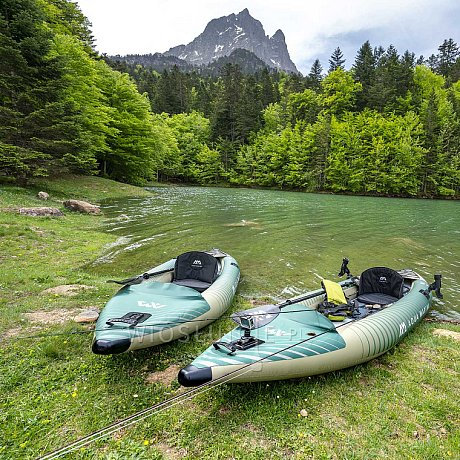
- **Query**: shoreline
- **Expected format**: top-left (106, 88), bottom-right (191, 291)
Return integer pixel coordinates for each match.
top-left (0, 174), bottom-right (459, 459)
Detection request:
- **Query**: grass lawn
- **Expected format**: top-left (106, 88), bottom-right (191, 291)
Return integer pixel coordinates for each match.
top-left (0, 175), bottom-right (459, 459)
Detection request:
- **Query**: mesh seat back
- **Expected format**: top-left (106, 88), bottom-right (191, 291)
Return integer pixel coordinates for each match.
top-left (358, 267), bottom-right (404, 300)
top-left (174, 251), bottom-right (218, 284)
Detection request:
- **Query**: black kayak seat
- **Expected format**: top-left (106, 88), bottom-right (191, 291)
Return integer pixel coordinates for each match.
top-left (172, 251), bottom-right (219, 293)
top-left (357, 267), bottom-right (404, 305)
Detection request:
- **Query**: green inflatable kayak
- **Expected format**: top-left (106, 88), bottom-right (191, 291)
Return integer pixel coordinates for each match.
top-left (178, 261), bottom-right (442, 386)
top-left (92, 249), bottom-right (240, 354)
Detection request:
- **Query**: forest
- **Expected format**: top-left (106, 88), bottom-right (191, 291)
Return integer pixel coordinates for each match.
top-left (1, 0), bottom-right (459, 197)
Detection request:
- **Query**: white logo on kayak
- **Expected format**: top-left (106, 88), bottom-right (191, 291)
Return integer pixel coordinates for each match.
top-left (137, 300), bottom-right (167, 309)
top-left (192, 260), bottom-right (202, 266)
top-left (399, 322), bottom-right (407, 336)
top-left (266, 326), bottom-right (290, 336)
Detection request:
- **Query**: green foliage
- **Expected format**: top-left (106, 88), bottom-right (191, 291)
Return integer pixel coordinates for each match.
top-left (162, 111), bottom-right (215, 181)
top-left (0, 0), bottom-right (178, 186)
top-left (353, 40), bottom-right (376, 110)
top-left (286, 89), bottom-right (321, 125)
top-left (48, 34), bottom-right (111, 174)
top-left (0, 0), bottom-right (64, 181)
top-left (1, 0), bottom-right (459, 197)
top-left (326, 110), bottom-right (425, 195)
top-left (96, 64), bottom-right (160, 185)
top-left (191, 144), bottom-right (224, 184)
top-left (320, 68), bottom-right (362, 116)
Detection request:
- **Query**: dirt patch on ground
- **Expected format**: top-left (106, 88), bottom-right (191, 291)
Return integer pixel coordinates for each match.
top-left (3, 326), bottom-right (42, 340)
top-left (41, 284), bottom-right (94, 296)
top-left (410, 345), bottom-right (437, 366)
top-left (155, 442), bottom-right (187, 460)
top-left (433, 328), bottom-right (460, 342)
top-left (24, 308), bottom-right (83, 325)
top-left (3, 307), bottom-right (95, 342)
top-left (145, 365), bottom-right (181, 386)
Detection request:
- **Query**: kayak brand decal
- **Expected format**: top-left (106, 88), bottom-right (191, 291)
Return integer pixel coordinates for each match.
top-left (378, 276), bottom-right (388, 284)
top-left (137, 300), bottom-right (167, 309)
top-left (192, 259), bottom-right (203, 268)
top-left (266, 326), bottom-right (290, 337)
top-left (398, 303), bottom-right (430, 337)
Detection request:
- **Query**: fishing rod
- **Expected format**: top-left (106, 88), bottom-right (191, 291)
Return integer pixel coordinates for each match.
top-left (37, 318), bottom-right (357, 459)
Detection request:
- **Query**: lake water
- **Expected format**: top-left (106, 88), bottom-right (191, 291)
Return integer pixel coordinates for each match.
top-left (94, 186), bottom-right (460, 320)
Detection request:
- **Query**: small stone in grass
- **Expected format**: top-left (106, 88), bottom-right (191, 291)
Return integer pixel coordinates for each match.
top-left (74, 309), bottom-right (100, 323)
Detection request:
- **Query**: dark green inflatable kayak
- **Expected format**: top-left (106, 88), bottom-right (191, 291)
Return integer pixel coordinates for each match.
top-left (179, 262), bottom-right (442, 386)
top-left (92, 249), bottom-right (240, 354)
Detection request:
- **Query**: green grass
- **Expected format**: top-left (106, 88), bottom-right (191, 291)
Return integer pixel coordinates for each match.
top-left (0, 176), bottom-right (459, 460)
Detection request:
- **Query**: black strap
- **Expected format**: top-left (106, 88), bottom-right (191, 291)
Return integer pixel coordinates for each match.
top-left (106, 312), bottom-right (151, 327)
top-left (318, 301), bottom-right (358, 318)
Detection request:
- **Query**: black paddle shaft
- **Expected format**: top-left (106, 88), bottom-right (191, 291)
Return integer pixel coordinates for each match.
top-left (107, 267), bottom-right (174, 286)
top-left (278, 280), bottom-right (356, 310)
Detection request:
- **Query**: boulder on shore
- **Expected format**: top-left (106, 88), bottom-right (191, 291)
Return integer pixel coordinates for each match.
top-left (37, 191), bottom-right (49, 200)
top-left (63, 199), bottom-right (101, 214)
top-left (74, 308), bottom-right (100, 323)
top-left (19, 207), bottom-right (63, 217)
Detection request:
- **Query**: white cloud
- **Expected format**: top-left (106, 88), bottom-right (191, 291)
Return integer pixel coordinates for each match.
top-left (76, 0), bottom-right (460, 73)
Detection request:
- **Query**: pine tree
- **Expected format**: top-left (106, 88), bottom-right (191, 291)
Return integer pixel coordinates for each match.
top-left (352, 41), bottom-right (376, 110)
top-left (0, 0), bottom-right (68, 181)
top-left (211, 64), bottom-right (244, 146)
top-left (258, 68), bottom-right (277, 107)
top-left (328, 47), bottom-right (345, 73)
top-left (307, 59), bottom-right (323, 90)
top-left (437, 38), bottom-right (460, 80)
top-left (367, 45), bottom-right (403, 112)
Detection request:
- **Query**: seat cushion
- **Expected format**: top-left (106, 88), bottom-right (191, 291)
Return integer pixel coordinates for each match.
top-left (357, 293), bottom-right (399, 305)
top-left (358, 267), bottom-right (404, 300)
top-left (174, 251), bottom-right (218, 285)
top-left (172, 279), bottom-right (212, 293)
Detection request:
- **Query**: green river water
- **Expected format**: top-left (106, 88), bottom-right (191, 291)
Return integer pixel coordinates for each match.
top-left (94, 186), bottom-right (460, 320)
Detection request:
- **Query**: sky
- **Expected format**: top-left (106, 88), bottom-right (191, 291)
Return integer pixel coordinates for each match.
top-left (76, 0), bottom-right (460, 74)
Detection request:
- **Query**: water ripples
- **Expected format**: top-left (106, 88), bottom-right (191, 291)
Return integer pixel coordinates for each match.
top-left (94, 186), bottom-right (460, 319)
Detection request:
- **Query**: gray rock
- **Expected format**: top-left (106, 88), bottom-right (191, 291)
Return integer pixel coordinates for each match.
top-left (74, 308), bottom-right (100, 323)
top-left (63, 199), bottom-right (101, 214)
top-left (19, 207), bottom-right (63, 217)
top-left (37, 191), bottom-right (49, 200)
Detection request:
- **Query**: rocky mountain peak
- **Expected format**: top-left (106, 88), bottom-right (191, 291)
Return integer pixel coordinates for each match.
top-left (271, 29), bottom-right (285, 41)
top-left (164, 9), bottom-right (298, 73)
